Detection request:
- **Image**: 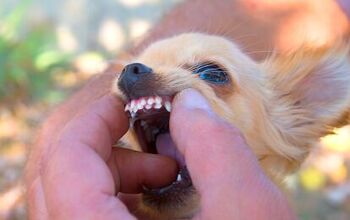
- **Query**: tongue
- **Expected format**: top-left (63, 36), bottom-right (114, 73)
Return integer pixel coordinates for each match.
top-left (156, 133), bottom-right (185, 167)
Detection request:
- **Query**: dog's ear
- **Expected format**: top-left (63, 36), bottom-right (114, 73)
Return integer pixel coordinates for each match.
top-left (266, 46), bottom-right (350, 137)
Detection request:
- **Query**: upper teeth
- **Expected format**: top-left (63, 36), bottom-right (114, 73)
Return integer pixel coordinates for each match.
top-left (147, 98), bottom-right (155, 105)
top-left (155, 96), bottom-right (162, 104)
top-left (124, 96), bottom-right (172, 116)
top-left (164, 101), bottom-right (171, 112)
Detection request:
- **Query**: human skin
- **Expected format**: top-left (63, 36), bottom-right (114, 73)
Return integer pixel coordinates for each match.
top-left (27, 89), bottom-right (297, 220)
top-left (25, 0), bottom-right (349, 219)
top-left (170, 89), bottom-right (296, 220)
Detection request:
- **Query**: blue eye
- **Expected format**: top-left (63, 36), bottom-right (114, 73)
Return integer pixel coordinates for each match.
top-left (192, 63), bottom-right (229, 84)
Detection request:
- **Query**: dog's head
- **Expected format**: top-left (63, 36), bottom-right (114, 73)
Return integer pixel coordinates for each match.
top-left (114, 33), bottom-right (350, 219)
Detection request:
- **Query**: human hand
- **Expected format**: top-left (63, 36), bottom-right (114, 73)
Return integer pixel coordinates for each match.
top-left (26, 95), bottom-right (178, 219)
top-left (169, 89), bottom-right (297, 220)
top-left (337, 0), bottom-right (350, 18)
top-left (27, 90), bottom-right (297, 220)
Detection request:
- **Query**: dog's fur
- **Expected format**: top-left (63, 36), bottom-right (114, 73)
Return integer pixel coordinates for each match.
top-left (113, 33), bottom-right (350, 219)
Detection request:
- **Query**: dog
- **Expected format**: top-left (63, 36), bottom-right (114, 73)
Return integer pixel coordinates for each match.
top-left (113, 33), bottom-right (350, 219)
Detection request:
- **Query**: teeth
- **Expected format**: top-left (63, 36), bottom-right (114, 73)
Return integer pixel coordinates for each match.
top-left (176, 173), bottom-right (182, 182)
top-left (126, 96), bottom-right (172, 116)
top-left (154, 103), bottom-right (162, 109)
top-left (124, 104), bottom-right (129, 112)
top-left (140, 98), bottom-right (146, 106)
top-left (147, 97), bottom-right (155, 105)
top-left (130, 100), bottom-right (136, 109)
top-left (164, 101), bottom-right (172, 112)
top-left (137, 103), bottom-right (143, 110)
top-left (155, 96), bottom-right (162, 104)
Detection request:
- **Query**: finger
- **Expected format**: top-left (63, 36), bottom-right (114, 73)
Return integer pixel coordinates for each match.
top-left (169, 89), bottom-right (268, 197)
top-left (27, 177), bottom-right (49, 220)
top-left (43, 144), bottom-right (136, 219)
top-left (107, 148), bottom-right (178, 193)
top-left (25, 68), bottom-right (122, 189)
top-left (337, 0), bottom-right (350, 17)
top-left (170, 89), bottom-right (297, 219)
top-left (41, 95), bottom-right (135, 219)
top-left (57, 94), bottom-right (128, 161)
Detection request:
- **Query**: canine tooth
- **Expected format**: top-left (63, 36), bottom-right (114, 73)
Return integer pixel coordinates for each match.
top-left (124, 104), bottom-right (129, 112)
top-left (147, 97), bottom-right (155, 105)
top-left (128, 108), bottom-right (132, 113)
top-left (155, 96), bottom-right (162, 104)
top-left (165, 101), bottom-right (172, 112)
top-left (145, 104), bottom-right (152, 109)
top-left (154, 103), bottom-right (162, 109)
top-left (176, 173), bottom-right (182, 182)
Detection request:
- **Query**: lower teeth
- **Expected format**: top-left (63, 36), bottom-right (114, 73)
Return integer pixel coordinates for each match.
top-left (176, 173), bottom-right (182, 182)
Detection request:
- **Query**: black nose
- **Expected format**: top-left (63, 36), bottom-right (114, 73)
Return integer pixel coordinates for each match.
top-left (118, 63), bottom-right (153, 98)
top-left (122, 63), bottom-right (153, 76)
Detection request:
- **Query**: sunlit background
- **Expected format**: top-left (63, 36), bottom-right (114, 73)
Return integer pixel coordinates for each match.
top-left (0, 0), bottom-right (349, 219)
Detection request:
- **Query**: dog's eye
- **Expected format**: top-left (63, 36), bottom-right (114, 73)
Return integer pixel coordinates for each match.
top-left (192, 63), bottom-right (229, 84)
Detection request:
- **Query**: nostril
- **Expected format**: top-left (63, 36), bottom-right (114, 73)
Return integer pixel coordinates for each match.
top-left (132, 65), bottom-right (141, 74)
top-left (118, 62), bottom-right (154, 98)
top-left (122, 63), bottom-right (153, 76)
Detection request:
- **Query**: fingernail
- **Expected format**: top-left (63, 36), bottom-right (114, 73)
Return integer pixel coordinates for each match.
top-left (176, 89), bottom-right (212, 112)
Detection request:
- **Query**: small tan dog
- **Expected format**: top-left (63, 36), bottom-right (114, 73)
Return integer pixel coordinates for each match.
top-left (113, 33), bottom-right (350, 219)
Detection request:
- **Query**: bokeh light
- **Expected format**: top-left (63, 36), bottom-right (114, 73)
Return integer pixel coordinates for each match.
top-left (98, 19), bottom-right (126, 53)
top-left (0, 0), bottom-right (349, 220)
top-left (118, 0), bottom-right (160, 8)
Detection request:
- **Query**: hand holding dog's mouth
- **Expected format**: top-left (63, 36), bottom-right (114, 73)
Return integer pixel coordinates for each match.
top-left (156, 133), bottom-right (185, 167)
top-left (33, 89), bottom-right (296, 220)
top-left (32, 94), bottom-right (179, 219)
top-left (123, 88), bottom-right (296, 219)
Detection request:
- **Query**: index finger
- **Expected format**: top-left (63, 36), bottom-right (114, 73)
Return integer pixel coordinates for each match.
top-left (58, 94), bottom-right (128, 161)
top-left (41, 95), bottom-right (134, 219)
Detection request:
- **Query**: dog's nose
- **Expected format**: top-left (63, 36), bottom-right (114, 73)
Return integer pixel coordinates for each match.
top-left (118, 63), bottom-right (153, 98)
top-left (122, 63), bottom-right (153, 76)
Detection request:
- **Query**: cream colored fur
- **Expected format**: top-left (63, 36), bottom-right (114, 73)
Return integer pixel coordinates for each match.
top-left (113, 33), bottom-right (350, 219)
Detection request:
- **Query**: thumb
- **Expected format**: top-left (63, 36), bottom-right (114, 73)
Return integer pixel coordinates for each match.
top-left (169, 89), bottom-right (267, 200)
top-left (169, 89), bottom-right (296, 219)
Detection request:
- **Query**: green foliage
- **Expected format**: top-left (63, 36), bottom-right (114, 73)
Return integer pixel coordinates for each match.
top-left (0, 0), bottom-right (72, 107)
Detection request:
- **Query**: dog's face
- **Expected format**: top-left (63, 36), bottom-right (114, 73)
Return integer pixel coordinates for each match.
top-left (114, 33), bottom-right (350, 219)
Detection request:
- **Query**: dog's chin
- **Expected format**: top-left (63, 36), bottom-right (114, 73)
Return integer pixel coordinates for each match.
top-left (124, 95), bottom-right (200, 219)
top-left (141, 177), bottom-right (199, 219)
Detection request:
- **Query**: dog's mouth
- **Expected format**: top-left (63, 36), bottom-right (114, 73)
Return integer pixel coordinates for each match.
top-left (124, 95), bottom-right (193, 196)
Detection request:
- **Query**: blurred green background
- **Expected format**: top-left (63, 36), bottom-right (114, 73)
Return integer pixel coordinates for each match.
top-left (0, 0), bottom-right (349, 219)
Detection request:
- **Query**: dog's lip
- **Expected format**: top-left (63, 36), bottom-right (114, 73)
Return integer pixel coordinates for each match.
top-left (143, 166), bottom-right (192, 196)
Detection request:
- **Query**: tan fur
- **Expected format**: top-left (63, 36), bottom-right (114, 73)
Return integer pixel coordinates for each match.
top-left (113, 33), bottom-right (350, 219)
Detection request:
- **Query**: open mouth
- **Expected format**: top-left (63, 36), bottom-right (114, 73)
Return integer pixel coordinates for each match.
top-left (124, 95), bottom-right (192, 195)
